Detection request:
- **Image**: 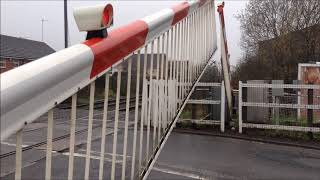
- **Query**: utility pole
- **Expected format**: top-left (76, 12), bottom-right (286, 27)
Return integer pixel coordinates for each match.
top-left (41, 17), bottom-right (48, 42)
top-left (64, 0), bottom-right (68, 48)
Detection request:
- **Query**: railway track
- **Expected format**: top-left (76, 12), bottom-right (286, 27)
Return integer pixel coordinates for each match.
top-left (0, 125), bottom-right (96, 159)
top-left (57, 96), bottom-right (142, 109)
top-left (0, 99), bottom-right (141, 159)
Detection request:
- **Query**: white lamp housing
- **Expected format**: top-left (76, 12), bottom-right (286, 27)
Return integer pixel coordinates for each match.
top-left (73, 4), bottom-right (113, 32)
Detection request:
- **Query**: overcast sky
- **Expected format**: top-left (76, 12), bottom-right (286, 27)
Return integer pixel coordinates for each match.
top-left (1, 0), bottom-right (247, 65)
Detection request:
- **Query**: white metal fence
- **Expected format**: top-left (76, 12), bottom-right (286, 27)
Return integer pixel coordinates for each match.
top-left (238, 81), bottom-right (320, 134)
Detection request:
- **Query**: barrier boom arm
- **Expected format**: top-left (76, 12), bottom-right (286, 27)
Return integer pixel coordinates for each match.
top-left (0, 0), bottom-right (215, 141)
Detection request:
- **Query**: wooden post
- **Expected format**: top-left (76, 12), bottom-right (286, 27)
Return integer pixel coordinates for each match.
top-left (307, 89), bottom-right (313, 139)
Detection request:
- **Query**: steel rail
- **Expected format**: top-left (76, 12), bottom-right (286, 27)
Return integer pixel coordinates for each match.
top-left (57, 96), bottom-right (141, 109)
top-left (0, 104), bottom-right (138, 159)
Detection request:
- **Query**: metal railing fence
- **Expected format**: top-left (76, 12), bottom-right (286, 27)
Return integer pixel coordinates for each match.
top-left (238, 81), bottom-right (320, 134)
top-left (178, 82), bottom-right (226, 132)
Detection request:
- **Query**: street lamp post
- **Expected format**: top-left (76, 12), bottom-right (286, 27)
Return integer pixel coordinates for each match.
top-left (41, 17), bottom-right (48, 42)
top-left (64, 0), bottom-right (68, 48)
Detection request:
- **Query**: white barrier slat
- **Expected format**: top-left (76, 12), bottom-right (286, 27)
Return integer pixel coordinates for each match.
top-left (68, 94), bottom-right (77, 180)
top-left (111, 71), bottom-right (121, 180)
top-left (146, 41), bottom-right (154, 162)
top-left (164, 31), bottom-right (169, 131)
top-left (45, 109), bottom-right (53, 180)
top-left (98, 75), bottom-right (109, 180)
top-left (153, 37), bottom-right (160, 150)
top-left (122, 58), bottom-right (132, 180)
top-left (138, 46), bottom-right (148, 173)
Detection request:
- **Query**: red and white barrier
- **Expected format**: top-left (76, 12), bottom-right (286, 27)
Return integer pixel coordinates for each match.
top-left (1, 0), bottom-right (213, 141)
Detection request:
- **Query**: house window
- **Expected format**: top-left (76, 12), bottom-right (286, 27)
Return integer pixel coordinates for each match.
top-left (0, 61), bottom-right (6, 69)
top-left (13, 59), bottom-right (20, 67)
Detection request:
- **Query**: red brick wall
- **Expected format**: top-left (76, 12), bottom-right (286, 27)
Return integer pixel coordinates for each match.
top-left (0, 58), bottom-right (29, 74)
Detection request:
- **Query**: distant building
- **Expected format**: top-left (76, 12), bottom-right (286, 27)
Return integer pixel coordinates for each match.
top-left (0, 34), bottom-right (55, 73)
top-left (257, 24), bottom-right (320, 81)
top-left (258, 24), bottom-right (320, 61)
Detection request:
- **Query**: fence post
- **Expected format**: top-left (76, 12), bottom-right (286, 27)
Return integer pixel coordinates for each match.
top-left (307, 88), bottom-right (314, 139)
top-left (131, 51), bottom-right (141, 180)
top-left (220, 81), bottom-right (225, 132)
top-left (238, 81), bottom-right (243, 133)
top-left (98, 75), bottom-right (109, 180)
top-left (121, 58), bottom-right (132, 180)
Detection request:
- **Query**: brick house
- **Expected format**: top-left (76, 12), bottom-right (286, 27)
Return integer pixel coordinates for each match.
top-left (0, 34), bottom-right (55, 74)
top-left (257, 24), bottom-right (320, 81)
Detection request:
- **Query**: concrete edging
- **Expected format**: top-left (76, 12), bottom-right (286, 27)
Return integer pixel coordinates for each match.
top-left (173, 129), bottom-right (320, 151)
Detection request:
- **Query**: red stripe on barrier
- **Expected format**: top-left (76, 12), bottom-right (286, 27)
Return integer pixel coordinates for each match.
top-left (84, 20), bottom-right (149, 78)
top-left (171, 2), bottom-right (190, 25)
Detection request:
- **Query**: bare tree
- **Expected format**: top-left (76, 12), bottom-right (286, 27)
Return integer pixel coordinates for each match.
top-left (238, 0), bottom-right (320, 53)
top-left (234, 0), bottom-right (320, 82)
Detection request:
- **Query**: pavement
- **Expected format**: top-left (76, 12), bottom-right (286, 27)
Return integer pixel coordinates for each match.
top-left (1, 107), bottom-right (320, 180)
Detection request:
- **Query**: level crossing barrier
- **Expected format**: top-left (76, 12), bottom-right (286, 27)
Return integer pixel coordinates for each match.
top-left (0, 0), bottom-right (217, 179)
